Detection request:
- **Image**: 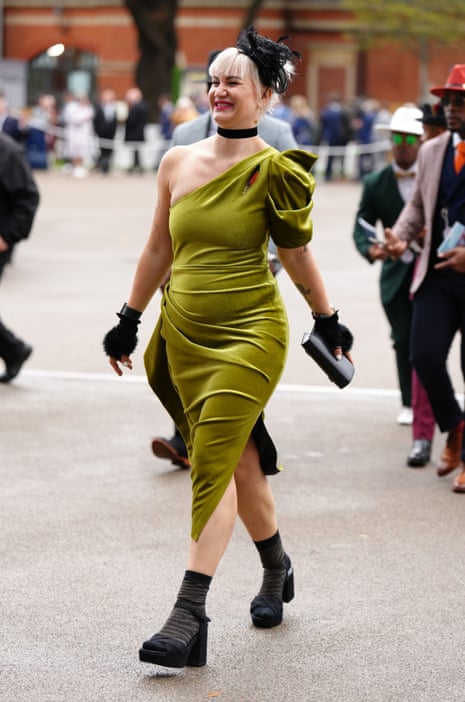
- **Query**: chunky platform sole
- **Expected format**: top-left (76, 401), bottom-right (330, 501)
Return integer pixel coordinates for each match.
top-left (139, 628), bottom-right (207, 668)
top-left (139, 604), bottom-right (209, 668)
top-left (250, 554), bottom-right (294, 628)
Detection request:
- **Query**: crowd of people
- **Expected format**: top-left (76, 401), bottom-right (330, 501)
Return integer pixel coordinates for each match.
top-left (1, 78), bottom-right (394, 181)
top-left (155, 87), bottom-right (393, 182)
top-left (353, 102), bottom-right (445, 471)
top-left (0, 86), bottom-right (150, 177)
top-left (3, 25), bottom-right (465, 674)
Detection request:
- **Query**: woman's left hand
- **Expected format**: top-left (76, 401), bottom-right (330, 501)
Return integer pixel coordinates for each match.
top-left (313, 311), bottom-right (354, 361)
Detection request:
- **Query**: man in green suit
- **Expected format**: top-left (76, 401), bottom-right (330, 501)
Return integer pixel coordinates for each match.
top-left (353, 105), bottom-right (435, 467)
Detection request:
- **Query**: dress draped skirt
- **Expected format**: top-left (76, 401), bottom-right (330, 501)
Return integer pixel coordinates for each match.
top-left (144, 147), bottom-right (316, 540)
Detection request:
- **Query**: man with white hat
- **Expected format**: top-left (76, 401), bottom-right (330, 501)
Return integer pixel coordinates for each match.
top-left (353, 104), bottom-right (436, 468)
top-left (385, 65), bottom-right (465, 493)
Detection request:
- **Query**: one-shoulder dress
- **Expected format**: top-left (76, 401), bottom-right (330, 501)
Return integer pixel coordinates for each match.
top-left (144, 147), bottom-right (317, 540)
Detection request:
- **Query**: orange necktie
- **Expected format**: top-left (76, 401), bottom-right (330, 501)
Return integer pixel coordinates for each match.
top-left (454, 142), bottom-right (465, 174)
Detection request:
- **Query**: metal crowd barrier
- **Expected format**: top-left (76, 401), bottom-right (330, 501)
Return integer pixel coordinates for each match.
top-left (26, 118), bottom-right (392, 177)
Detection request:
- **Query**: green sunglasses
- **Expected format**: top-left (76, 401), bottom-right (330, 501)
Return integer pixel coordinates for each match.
top-left (392, 133), bottom-right (420, 146)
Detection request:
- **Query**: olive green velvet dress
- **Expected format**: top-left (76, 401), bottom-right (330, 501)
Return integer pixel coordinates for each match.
top-left (144, 147), bottom-right (316, 540)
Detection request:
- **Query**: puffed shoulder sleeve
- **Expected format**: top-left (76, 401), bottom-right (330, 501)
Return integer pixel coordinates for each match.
top-left (266, 149), bottom-right (317, 248)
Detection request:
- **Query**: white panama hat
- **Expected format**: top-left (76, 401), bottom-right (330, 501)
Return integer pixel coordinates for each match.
top-left (375, 104), bottom-right (424, 136)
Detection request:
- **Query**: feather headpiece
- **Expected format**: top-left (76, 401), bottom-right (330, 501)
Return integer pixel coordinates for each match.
top-left (236, 26), bottom-right (300, 95)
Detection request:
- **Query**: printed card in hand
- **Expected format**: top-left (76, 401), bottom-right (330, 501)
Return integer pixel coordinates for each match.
top-left (437, 221), bottom-right (465, 254)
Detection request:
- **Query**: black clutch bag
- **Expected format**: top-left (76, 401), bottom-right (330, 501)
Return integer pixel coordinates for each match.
top-left (301, 329), bottom-right (355, 389)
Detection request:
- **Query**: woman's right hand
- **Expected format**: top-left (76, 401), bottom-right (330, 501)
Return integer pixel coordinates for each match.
top-left (109, 354), bottom-right (133, 376)
top-left (103, 311), bottom-right (140, 373)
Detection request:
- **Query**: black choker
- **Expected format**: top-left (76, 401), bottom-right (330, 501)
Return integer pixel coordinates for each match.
top-left (217, 126), bottom-right (258, 139)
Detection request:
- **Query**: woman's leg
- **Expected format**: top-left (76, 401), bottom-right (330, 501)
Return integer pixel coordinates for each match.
top-left (235, 438), bottom-right (294, 628)
top-left (187, 477), bottom-right (238, 575)
top-left (139, 478), bottom-right (238, 667)
top-left (235, 437), bottom-right (278, 540)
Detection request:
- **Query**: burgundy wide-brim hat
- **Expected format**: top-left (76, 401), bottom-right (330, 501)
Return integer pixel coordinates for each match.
top-left (430, 64), bottom-right (465, 97)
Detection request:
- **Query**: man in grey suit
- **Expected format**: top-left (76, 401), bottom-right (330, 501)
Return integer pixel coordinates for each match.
top-left (171, 46), bottom-right (297, 150)
top-left (151, 59), bottom-right (299, 468)
top-left (171, 109), bottom-right (297, 151)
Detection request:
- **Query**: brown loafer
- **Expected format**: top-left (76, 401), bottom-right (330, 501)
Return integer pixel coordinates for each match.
top-left (437, 421), bottom-right (464, 477)
top-left (452, 465), bottom-right (465, 493)
top-left (151, 436), bottom-right (190, 469)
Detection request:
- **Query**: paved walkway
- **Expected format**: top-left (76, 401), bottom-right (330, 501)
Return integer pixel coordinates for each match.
top-left (1, 171), bottom-right (464, 702)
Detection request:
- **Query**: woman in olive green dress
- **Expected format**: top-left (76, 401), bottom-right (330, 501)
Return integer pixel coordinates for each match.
top-left (103, 27), bottom-right (352, 669)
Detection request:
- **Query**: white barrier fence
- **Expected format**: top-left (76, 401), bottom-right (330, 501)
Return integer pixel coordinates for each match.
top-left (28, 119), bottom-right (392, 178)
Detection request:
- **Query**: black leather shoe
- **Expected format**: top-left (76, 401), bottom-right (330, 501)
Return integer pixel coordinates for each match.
top-left (0, 343), bottom-right (33, 383)
top-left (407, 439), bottom-right (432, 468)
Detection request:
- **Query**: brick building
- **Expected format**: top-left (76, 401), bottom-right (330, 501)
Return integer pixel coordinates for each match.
top-left (0, 0), bottom-right (461, 116)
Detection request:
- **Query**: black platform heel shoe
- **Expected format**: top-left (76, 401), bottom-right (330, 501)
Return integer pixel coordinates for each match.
top-left (139, 602), bottom-right (210, 668)
top-left (250, 554), bottom-right (294, 628)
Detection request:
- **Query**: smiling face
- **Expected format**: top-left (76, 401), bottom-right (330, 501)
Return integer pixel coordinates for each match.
top-left (208, 71), bottom-right (259, 128)
top-left (208, 49), bottom-right (271, 129)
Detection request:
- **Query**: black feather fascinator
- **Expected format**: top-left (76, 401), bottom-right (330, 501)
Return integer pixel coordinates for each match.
top-left (236, 25), bottom-right (300, 94)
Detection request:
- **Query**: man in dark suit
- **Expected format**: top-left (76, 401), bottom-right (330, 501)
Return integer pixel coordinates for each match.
top-left (93, 89), bottom-right (118, 174)
top-left (0, 132), bottom-right (40, 382)
top-left (319, 92), bottom-right (351, 181)
top-left (353, 105), bottom-right (435, 467)
top-left (124, 87), bottom-right (148, 172)
top-left (386, 65), bottom-right (465, 493)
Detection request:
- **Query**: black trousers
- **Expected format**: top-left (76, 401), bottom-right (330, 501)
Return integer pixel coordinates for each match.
top-left (411, 268), bottom-right (465, 443)
top-left (97, 147), bottom-right (113, 173)
top-left (382, 274), bottom-right (413, 408)
top-left (0, 318), bottom-right (25, 362)
top-left (0, 246), bottom-right (26, 362)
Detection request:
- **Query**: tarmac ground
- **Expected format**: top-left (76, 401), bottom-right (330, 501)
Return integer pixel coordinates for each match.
top-left (1, 169), bottom-right (464, 702)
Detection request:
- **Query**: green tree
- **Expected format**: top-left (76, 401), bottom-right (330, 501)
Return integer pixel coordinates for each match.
top-left (342, 0), bottom-right (465, 99)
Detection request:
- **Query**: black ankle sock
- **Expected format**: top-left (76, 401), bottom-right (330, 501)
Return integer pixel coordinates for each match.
top-left (178, 570), bottom-right (212, 609)
top-left (157, 570), bottom-right (212, 646)
top-left (254, 531), bottom-right (286, 598)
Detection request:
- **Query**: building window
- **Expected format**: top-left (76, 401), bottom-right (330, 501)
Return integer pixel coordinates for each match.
top-left (28, 47), bottom-right (98, 107)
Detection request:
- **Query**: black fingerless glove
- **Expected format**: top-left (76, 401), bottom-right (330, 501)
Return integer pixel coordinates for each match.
top-left (313, 310), bottom-right (354, 353)
top-left (103, 303), bottom-right (141, 359)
